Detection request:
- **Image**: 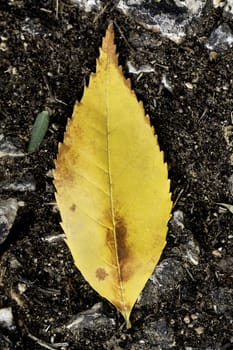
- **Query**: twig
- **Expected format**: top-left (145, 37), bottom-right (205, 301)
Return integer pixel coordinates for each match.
top-left (198, 107), bottom-right (208, 123)
top-left (93, 4), bottom-right (108, 23)
top-left (172, 188), bottom-right (184, 208)
top-left (55, 0), bottom-right (59, 19)
top-left (113, 20), bottom-right (136, 53)
top-left (27, 333), bottom-right (57, 350)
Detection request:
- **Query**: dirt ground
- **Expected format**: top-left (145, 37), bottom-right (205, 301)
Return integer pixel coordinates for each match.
top-left (0, 1), bottom-right (233, 349)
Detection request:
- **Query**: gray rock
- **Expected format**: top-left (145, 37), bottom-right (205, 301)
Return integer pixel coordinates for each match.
top-left (0, 175), bottom-right (36, 192)
top-left (150, 258), bottom-right (185, 291)
top-left (66, 302), bottom-right (115, 331)
top-left (117, 0), bottom-right (206, 43)
top-left (205, 23), bottom-right (233, 51)
top-left (228, 174), bottom-right (233, 196)
top-left (0, 134), bottom-right (24, 158)
top-left (0, 198), bottom-right (18, 244)
top-left (211, 287), bottom-right (233, 314)
top-left (217, 255), bottom-right (233, 276)
top-left (143, 318), bottom-right (175, 348)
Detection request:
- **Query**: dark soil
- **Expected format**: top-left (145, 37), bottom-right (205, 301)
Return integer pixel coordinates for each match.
top-left (1, 1), bottom-right (233, 349)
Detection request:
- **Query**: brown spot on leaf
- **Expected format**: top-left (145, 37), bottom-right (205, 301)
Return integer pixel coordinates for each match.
top-left (96, 267), bottom-right (108, 281)
top-left (106, 213), bottom-right (132, 282)
top-left (115, 216), bottom-right (128, 263)
top-left (70, 203), bottom-right (76, 212)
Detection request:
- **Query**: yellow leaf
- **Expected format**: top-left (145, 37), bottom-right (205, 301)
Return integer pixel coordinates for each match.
top-left (53, 23), bottom-right (172, 328)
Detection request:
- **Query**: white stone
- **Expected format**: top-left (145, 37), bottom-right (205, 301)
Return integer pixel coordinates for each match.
top-left (127, 61), bottom-right (155, 74)
top-left (224, 0), bottom-right (233, 15)
top-left (0, 307), bottom-right (13, 329)
top-left (70, 0), bottom-right (101, 12)
top-left (172, 210), bottom-right (184, 230)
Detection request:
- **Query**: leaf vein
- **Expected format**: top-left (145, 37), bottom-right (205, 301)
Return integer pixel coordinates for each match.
top-left (76, 171), bottom-right (110, 196)
top-left (74, 203), bottom-right (112, 230)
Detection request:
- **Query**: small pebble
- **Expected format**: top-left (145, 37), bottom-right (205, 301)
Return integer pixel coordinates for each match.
top-left (69, 0), bottom-right (101, 12)
top-left (127, 61), bottom-right (154, 75)
top-left (190, 313), bottom-right (198, 321)
top-left (171, 210), bottom-right (184, 230)
top-left (224, 0), bottom-right (233, 15)
top-left (0, 307), bottom-right (13, 329)
top-left (185, 82), bottom-right (194, 90)
top-left (195, 326), bottom-right (205, 335)
top-left (212, 0), bottom-right (225, 8)
top-left (10, 256), bottom-right (22, 269)
top-left (184, 315), bottom-right (191, 324)
top-left (209, 50), bottom-right (217, 60)
top-left (161, 74), bottom-right (173, 92)
top-left (212, 249), bottom-right (222, 258)
top-left (18, 283), bottom-right (27, 294)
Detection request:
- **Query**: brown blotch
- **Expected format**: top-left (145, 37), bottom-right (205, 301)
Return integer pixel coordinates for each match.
top-left (70, 203), bottom-right (76, 212)
top-left (96, 267), bottom-right (109, 281)
top-left (115, 216), bottom-right (128, 264)
top-left (106, 214), bottom-right (132, 282)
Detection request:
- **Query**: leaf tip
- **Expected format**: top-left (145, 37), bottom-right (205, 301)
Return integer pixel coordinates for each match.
top-left (101, 22), bottom-right (116, 61)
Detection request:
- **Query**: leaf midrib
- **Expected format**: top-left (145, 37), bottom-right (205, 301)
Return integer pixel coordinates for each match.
top-left (105, 60), bottom-right (127, 314)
